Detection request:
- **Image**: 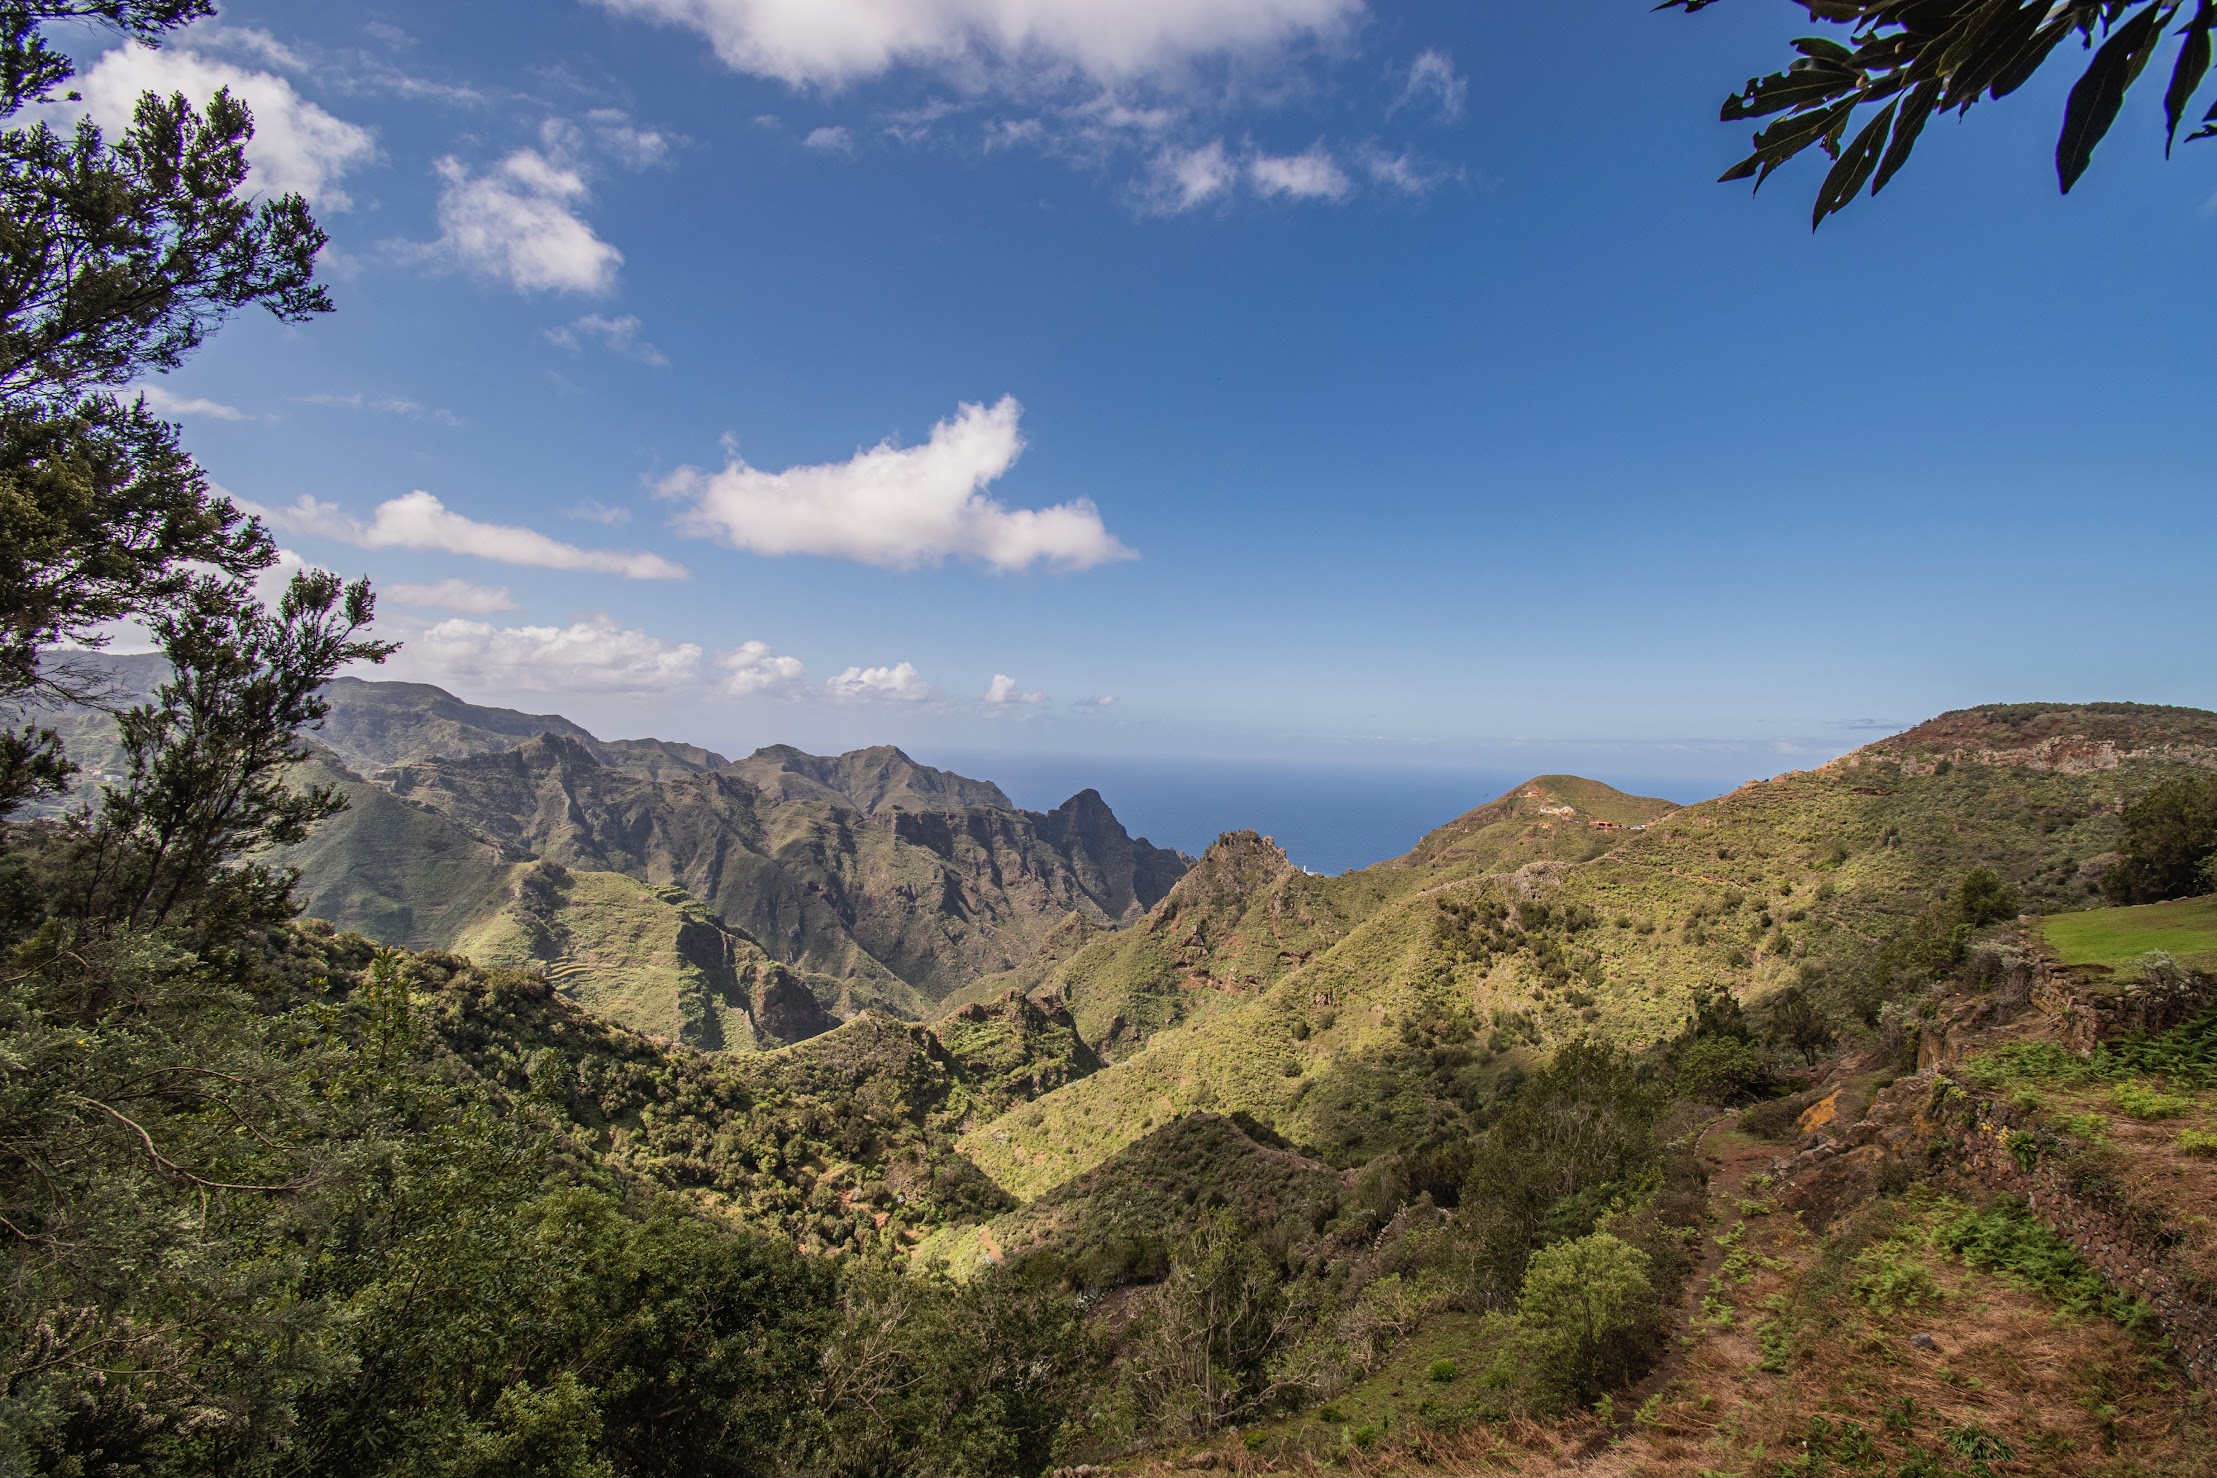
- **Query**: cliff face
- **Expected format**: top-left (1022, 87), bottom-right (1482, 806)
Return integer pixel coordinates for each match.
top-left (228, 679), bottom-right (1190, 1017)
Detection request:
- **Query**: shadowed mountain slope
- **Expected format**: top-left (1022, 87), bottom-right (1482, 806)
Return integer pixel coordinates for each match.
top-left (37, 658), bottom-right (1187, 1045)
top-left (365, 731), bottom-right (1187, 1011)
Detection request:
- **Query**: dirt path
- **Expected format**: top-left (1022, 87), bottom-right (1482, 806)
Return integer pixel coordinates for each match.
top-left (1562, 1111), bottom-right (1779, 1467)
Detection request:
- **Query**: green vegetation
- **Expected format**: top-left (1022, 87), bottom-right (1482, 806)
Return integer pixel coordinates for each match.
top-left (964, 712), bottom-right (2188, 1200)
top-left (967, 776), bottom-right (1677, 1063)
top-left (344, 728), bottom-right (1186, 1013)
top-left (1515, 1231), bottom-right (1662, 1404)
top-left (8, 4), bottom-right (2217, 1472)
top-left (2103, 771), bottom-right (2217, 904)
top-left (1935, 1198), bottom-right (2150, 1327)
top-left (452, 863), bottom-right (839, 1050)
top-left (1668, 0), bottom-right (2217, 220)
top-left (2042, 893), bottom-right (2217, 974)
top-left (1968, 1002), bottom-right (2217, 1094)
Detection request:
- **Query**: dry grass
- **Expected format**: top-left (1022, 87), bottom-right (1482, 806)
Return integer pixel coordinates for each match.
top-left (1109, 1139), bottom-right (2215, 1478)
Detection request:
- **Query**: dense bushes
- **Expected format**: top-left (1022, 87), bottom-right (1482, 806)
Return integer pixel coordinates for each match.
top-left (2103, 773), bottom-right (2217, 904)
top-left (1516, 1232), bottom-right (1663, 1404)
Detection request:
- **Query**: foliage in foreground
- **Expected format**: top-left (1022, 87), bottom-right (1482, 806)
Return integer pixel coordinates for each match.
top-left (1669, 0), bottom-right (2217, 223)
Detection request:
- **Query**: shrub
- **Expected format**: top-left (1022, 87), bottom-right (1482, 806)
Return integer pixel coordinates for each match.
top-left (1674, 1036), bottom-right (1770, 1104)
top-left (1426, 1359), bottom-right (1458, 1384)
top-left (2178, 1129), bottom-right (2217, 1156)
top-left (1516, 1232), bottom-right (1662, 1405)
top-left (2112, 1081), bottom-right (2196, 1120)
top-left (2104, 773), bottom-right (2217, 904)
top-left (1954, 868), bottom-right (2021, 930)
top-left (1765, 986), bottom-right (1836, 1067)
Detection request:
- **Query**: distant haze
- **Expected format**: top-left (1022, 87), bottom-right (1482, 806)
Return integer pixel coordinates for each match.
top-left (939, 754), bottom-right (1736, 875)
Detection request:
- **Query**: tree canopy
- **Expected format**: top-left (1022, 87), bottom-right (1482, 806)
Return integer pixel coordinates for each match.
top-left (1669, 1), bottom-right (2217, 225)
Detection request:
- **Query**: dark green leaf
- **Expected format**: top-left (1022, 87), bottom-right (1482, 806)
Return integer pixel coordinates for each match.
top-left (2166, 0), bottom-right (2214, 151)
top-left (1987, 15), bottom-right (2089, 100)
top-left (1722, 58), bottom-right (1862, 121)
top-left (1946, 2), bottom-right (2066, 104)
top-left (1814, 101), bottom-right (1898, 227)
top-left (1793, 35), bottom-right (1858, 63)
top-left (2056, 3), bottom-right (2168, 191)
top-left (1873, 80), bottom-right (1942, 193)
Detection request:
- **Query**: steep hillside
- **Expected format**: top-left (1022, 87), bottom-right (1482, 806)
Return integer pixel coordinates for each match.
top-left (300, 936), bottom-right (1099, 1254)
top-left (962, 705), bottom-right (2217, 1200)
top-left (364, 732), bottom-right (1186, 1009)
top-left (270, 745), bottom-right (516, 946)
top-left (730, 742), bottom-right (1015, 812)
top-left (312, 675), bottom-right (604, 772)
top-left (42, 657), bottom-right (1186, 1041)
top-left (450, 863), bottom-right (840, 1050)
top-left (951, 777), bottom-right (1678, 1059)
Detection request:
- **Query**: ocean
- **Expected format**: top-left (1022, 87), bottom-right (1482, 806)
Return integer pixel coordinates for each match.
top-left (944, 755), bottom-right (1737, 877)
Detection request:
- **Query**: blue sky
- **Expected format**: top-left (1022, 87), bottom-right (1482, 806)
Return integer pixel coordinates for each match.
top-left (64, 0), bottom-right (2217, 791)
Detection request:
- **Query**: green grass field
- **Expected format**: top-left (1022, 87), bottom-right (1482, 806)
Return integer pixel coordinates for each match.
top-left (2040, 895), bottom-right (2217, 974)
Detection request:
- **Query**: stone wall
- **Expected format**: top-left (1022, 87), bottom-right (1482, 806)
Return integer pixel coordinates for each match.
top-left (2031, 962), bottom-right (2217, 1056)
top-left (1778, 1070), bottom-right (2217, 1387)
top-left (1936, 1082), bottom-right (2217, 1386)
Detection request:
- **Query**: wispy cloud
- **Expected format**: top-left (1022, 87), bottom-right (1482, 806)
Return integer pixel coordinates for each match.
top-left (1248, 145), bottom-right (1350, 202)
top-left (661, 395), bottom-right (1133, 572)
top-left (382, 579), bottom-right (519, 614)
top-left (586, 0), bottom-right (1361, 89)
top-left (1360, 146), bottom-right (1451, 196)
top-left (803, 125), bottom-right (855, 153)
top-left (1142, 140), bottom-right (1237, 212)
top-left (132, 384), bottom-right (252, 422)
top-left (546, 313), bottom-right (668, 366)
top-left (568, 500), bottom-right (632, 526)
top-left (251, 490), bottom-right (688, 580)
top-left (303, 392), bottom-right (463, 427)
top-left (1392, 50), bottom-right (1466, 122)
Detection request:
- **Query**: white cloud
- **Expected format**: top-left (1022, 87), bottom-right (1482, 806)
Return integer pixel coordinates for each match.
top-left (383, 578), bottom-right (518, 614)
top-left (662, 395), bottom-right (1132, 572)
top-left (1073, 694), bottom-right (1118, 707)
top-left (430, 150), bottom-right (622, 295)
top-left (1394, 49), bottom-right (1465, 121)
top-left (1360, 146), bottom-right (1443, 195)
top-left (827, 662), bottom-right (936, 703)
top-left (719, 640), bottom-right (809, 697)
top-left (400, 615), bottom-right (702, 693)
top-left (252, 490), bottom-right (689, 581)
top-left (589, 0), bottom-right (1361, 88)
top-left (303, 391), bottom-right (462, 426)
top-left (983, 673), bottom-right (1046, 706)
top-left (568, 500), bottom-right (632, 526)
top-left (1248, 146), bottom-right (1350, 201)
top-left (546, 313), bottom-right (668, 367)
top-left (132, 384), bottom-right (250, 421)
top-left (252, 548), bottom-right (316, 610)
top-left (1143, 140), bottom-right (1235, 212)
top-left (584, 108), bottom-right (676, 167)
top-left (803, 125), bottom-right (855, 152)
top-left (72, 43), bottom-right (376, 207)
